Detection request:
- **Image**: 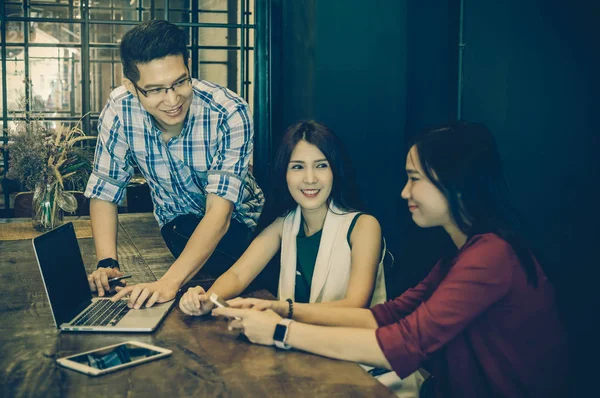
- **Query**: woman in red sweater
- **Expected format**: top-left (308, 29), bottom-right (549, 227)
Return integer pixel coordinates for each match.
top-left (213, 121), bottom-right (569, 397)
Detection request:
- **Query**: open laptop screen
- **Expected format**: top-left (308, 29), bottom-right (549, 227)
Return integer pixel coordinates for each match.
top-left (33, 222), bottom-right (92, 326)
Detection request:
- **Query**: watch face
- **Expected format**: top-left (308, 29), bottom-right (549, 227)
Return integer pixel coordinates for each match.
top-left (273, 323), bottom-right (287, 343)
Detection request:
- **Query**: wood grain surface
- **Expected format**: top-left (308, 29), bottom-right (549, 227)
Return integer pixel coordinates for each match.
top-left (0, 214), bottom-right (394, 397)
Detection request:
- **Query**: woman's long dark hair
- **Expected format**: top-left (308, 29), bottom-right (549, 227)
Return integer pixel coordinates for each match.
top-left (412, 121), bottom-right (539, 286)
top-left (255, 121), bottom-right (362, 234)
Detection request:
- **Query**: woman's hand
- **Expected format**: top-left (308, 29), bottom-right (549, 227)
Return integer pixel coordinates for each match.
top-left (212, 307), bottom-right (283, 346)
top-left (178, 286), bottom-right (214, 316)
top-left (228, 297), bottom-right (289, 318)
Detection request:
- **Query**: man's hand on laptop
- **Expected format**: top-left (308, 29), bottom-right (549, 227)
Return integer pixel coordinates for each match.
top-left (112, 279), bottom-right (178, 309)
top-left (88, 267), bottom-right (123, 297)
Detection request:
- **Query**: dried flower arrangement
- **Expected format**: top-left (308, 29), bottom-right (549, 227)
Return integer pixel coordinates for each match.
top-left (6, 104), bottom-right (96, 230)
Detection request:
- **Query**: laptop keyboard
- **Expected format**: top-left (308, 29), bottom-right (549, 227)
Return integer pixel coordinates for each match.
top-left (72, 299), bottom-right (130, 327)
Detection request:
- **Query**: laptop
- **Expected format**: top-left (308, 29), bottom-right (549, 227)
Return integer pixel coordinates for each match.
top-left (32, 222), bottom-right (174, 332)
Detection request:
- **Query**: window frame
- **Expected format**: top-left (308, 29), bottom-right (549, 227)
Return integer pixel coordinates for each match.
top-left (0, 0), bottom-right (266, 217)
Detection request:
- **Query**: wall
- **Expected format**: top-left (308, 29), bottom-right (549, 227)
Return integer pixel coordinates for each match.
top-left (460, 0), bottom-right (599, 387)
top-left (275, 2), bottom-right (597, 387)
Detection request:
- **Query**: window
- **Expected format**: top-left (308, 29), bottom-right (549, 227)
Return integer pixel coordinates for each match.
top-left (1, 0), bottom-right (257, 216)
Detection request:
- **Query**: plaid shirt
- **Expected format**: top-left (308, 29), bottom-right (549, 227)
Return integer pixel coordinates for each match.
top-left (85, 79), bottom-right (264, 229)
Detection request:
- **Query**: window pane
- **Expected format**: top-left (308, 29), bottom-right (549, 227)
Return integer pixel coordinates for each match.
top-left (30, 0), bottom-right (78, 5)
top-left (247, 0), bottom-right (255, 26)
top-left (199, 27), bottom-right (234, 47)
top-left (29, 4), bottom-right (81, 19)
top-left (5, 21), bottom-right (26, 44)
top-left (90, 48), bottom-right (123, 113)
top-left (198, 0), bottom-right (254, 25)
top-left (198, 9), bottom-right (227, 24)
top-left (4, 2), bottom-right (24, 17)
top-left (36, 22), bottom-right (82, 44)
top-left (154, 0), bottom-right (192, 22)
top-left (198, 27), bottom-right (253, 48)
top-left (90, 5), bottom-right (142, 22)
top-left (198, 49), bottom-right (253, 101)
top-left (5, 47), bottom-right (26, 113)
top-left (157, 9), bottom-right (192, 23)
top-left (89, 23), bottom-right (138, 45)
top-left (155, 0), bottom-right (191, 10)
top-left (29, 48), bottom-right (82, 117)
top-left (199, 58), bottom-right (229, 88)
top-left (6, 21), bottom-right (81, 45)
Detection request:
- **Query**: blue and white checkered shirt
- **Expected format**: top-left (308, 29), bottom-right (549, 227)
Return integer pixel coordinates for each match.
top-left (84, 79), bottom-right (264, 229)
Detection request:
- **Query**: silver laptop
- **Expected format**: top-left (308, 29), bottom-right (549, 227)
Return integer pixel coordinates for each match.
top-left (32, 222), bottom-right (174, 332)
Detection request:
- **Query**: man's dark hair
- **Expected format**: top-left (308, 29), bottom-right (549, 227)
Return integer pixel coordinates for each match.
top-left (120, 20), bottom-right (188, 83)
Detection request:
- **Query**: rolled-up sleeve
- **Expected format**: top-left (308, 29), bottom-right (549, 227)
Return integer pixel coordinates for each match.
top-left (84, 100), bottom-right (134, 204)
top-left (206, 101), bottom-right (253, 206)
top-left (371, 261), bottom-right (444, 327)
top-left (373, 238), bottom-right (514, 378)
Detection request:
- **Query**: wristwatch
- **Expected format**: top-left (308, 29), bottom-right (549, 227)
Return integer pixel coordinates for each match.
top-left (96, 258), bottom-right (120, 270)
top-left (273, 318), bottom-right (294, 350)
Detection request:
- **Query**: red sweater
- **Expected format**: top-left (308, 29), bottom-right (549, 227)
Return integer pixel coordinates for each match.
top-left (372, 234), bottom-right (568, 397)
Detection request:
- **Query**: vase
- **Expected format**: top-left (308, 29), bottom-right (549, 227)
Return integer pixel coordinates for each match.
top-left (32, 183), bottom-right (64, 232)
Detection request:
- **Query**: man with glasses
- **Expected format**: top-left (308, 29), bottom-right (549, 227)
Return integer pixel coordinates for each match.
top-left (84, 20), bottom-right (264, 309)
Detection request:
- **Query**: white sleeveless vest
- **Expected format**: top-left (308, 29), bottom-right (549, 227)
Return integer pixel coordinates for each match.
top-left (278, 202), bottom-right (387, 306)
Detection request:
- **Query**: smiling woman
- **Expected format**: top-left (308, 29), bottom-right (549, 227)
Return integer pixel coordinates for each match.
top-left (402, 146), bottom-right (457, 236)
top-left (179, 120), bottom-right (387, 318)
top-left (285, 140), bottom-right (333, 219)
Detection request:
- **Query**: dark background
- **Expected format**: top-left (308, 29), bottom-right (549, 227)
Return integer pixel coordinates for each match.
top-left (269, 0), bottom-right (599, 393)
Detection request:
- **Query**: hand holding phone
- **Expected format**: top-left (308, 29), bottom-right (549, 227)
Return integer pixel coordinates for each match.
top-left (108, 275), bottom-right (132, 285)
top-left (210, 293), bottom-right (240, 320)
top-left (209, 293), bottom-right (230, 308)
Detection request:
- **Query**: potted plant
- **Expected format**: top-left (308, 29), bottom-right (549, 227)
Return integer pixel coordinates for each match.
top-left (6, 111), bottom-right (95, 231)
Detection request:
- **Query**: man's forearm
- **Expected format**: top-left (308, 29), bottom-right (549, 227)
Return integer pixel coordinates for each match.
top-left (90, 198), bottom-right (119, 261)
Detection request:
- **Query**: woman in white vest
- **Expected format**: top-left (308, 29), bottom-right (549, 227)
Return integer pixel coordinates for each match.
top-left (179, 120), bottom-right (387, 316)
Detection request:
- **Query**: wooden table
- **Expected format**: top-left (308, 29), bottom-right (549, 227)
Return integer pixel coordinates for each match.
top-left (0, 213), bottom-right (394, 398)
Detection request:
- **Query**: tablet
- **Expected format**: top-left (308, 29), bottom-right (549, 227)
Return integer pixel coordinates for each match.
top-left (56, 340), bottom-right (171, 376)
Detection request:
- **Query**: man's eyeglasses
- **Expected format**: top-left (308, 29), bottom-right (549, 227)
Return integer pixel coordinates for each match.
top-left (133, 77), bottom-right (192, 98)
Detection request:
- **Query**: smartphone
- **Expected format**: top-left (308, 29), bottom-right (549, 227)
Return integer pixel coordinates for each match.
top-left (209, 293), bottom-right (240, 320)
top-left (209, 293), bottom-right (229, 308)
top-left (56, 341), bottom-right (171, 376)
top-left (108, 275), bottom-right (132, 284)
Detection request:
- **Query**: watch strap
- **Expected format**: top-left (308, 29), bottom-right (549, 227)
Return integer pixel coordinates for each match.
top-left (96, 258), bottom-right (120, 270)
